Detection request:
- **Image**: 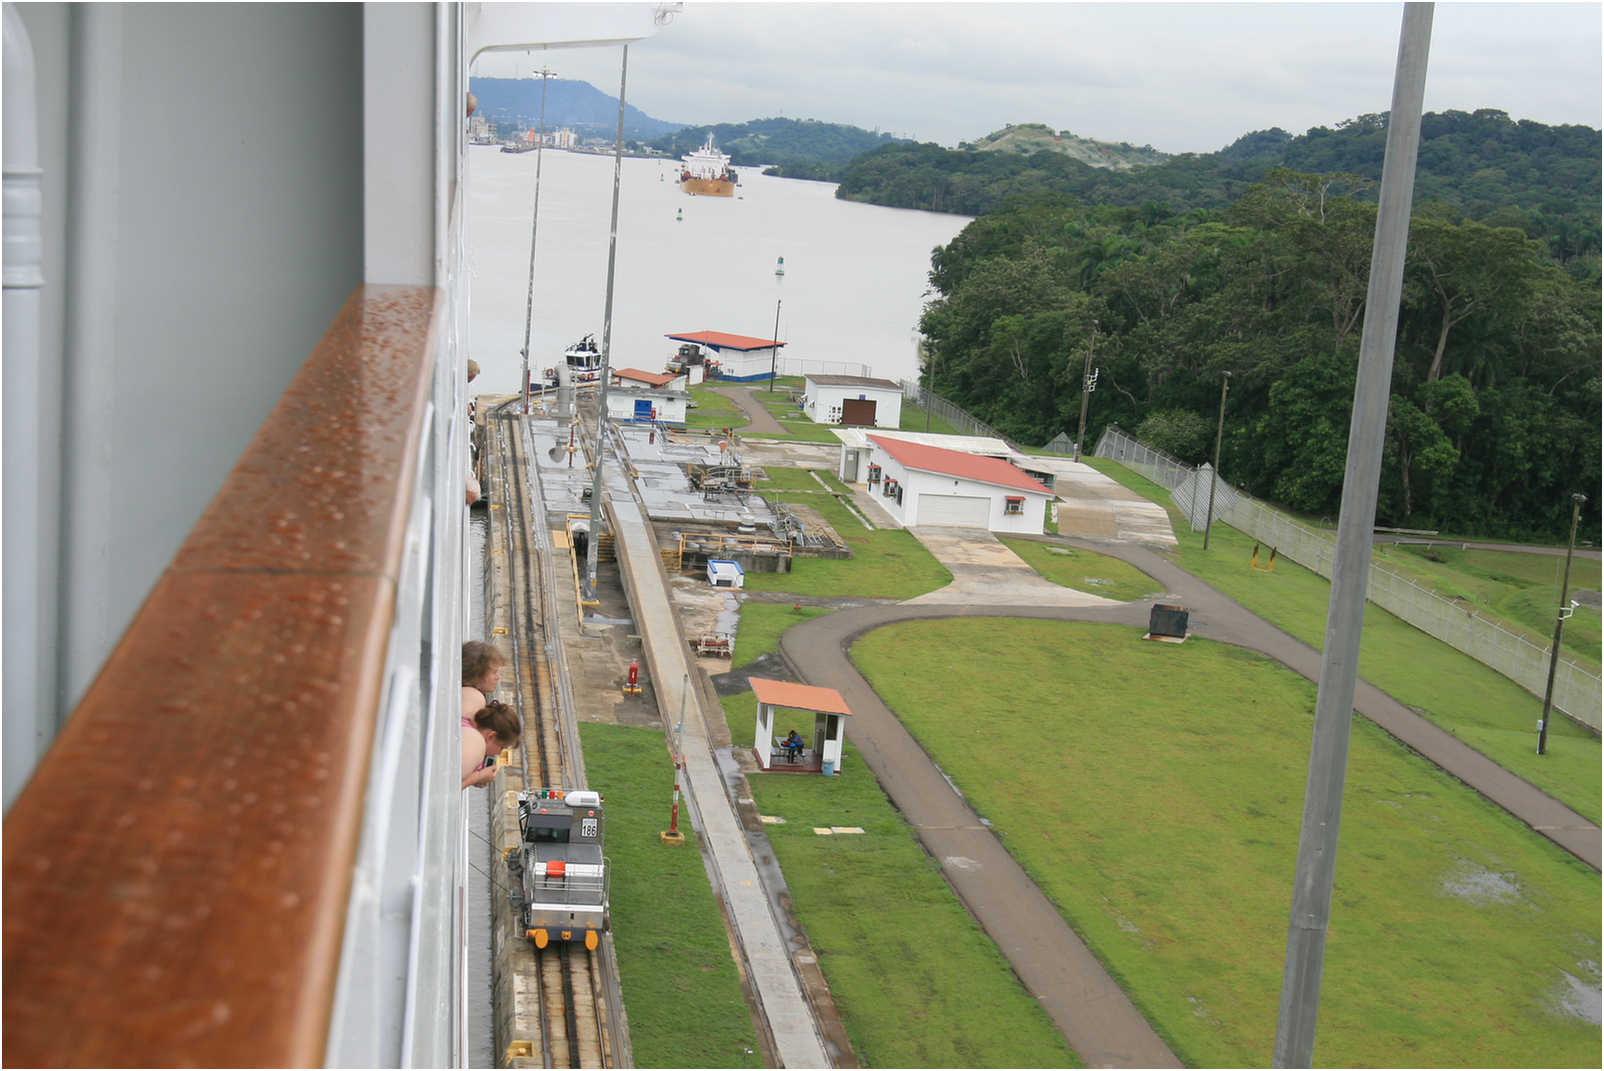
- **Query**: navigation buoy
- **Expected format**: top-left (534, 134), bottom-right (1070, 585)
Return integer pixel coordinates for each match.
top-left (775, 256), bottom-right (785, 277)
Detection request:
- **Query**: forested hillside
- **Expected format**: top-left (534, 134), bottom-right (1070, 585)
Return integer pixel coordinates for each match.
top-left (917, 173), bottom-right (1601, 540)
top-left (651, 118), bottom-right (905, 180)
top-left (842, 109), bottom-right (1601, 267)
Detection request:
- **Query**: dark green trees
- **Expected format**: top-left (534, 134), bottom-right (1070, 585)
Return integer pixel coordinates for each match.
top-left (917, 173), bottom-right (1600, 541)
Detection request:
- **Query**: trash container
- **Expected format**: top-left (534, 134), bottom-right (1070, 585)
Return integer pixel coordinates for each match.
top-left (821, 760), bottom-right (835, 776)
top-left (1148, 603), bottom-right (1189, 638)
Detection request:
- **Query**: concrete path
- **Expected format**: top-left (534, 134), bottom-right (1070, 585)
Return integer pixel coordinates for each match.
top-left (712, 385), bottom-right (787, 437)
top-left (1036, 458), bottom-right (1178, 547)
top-left (607, 492), bottom-right (831, 1068)
top-left (906, 525), bottom-right (1125, 607)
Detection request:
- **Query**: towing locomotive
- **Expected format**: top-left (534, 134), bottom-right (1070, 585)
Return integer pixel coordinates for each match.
top-left (508, 787), bottom-right (610, 950)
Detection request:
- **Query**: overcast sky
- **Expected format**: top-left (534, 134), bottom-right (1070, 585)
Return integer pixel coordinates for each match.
top-left (473, 2), bottom-right (1602, 154)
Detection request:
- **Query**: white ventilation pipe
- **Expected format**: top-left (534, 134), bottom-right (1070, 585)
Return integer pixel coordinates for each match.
top-left (3, 2), bottom-right (47, 810)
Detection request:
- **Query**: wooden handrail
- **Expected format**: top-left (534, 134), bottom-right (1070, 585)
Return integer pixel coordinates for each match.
top-left (3, 285), bottom-right (441, 1067)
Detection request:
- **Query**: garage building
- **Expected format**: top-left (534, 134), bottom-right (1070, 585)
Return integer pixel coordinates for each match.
top-left (864, 434), bottom-right (1052, 532)
top-left (801, 374), bottom-right (903, 428)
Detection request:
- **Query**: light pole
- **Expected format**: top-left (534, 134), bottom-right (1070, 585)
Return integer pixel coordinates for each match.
top-left (922, 335), bottom-right (936, 433)
top-left (1538, 492), bottom-right (1586, 755)
top-left (584, 45), bottom-right (629, 594)
top-left (1072, 321), bottom-right (1097, 463)
top-left (519, 67), bottom-right (556, 415)
top-left (1203, 370), bottom-right (1231, 550)
top-left (767, 298), bottom-right (782, 394)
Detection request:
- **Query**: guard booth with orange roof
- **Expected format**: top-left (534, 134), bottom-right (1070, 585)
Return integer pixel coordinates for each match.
top-left (750, 677), bottom-right (852, 775)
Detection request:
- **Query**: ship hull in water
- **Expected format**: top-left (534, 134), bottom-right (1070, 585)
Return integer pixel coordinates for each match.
top-left (680, 177), bottom-right (735, 197)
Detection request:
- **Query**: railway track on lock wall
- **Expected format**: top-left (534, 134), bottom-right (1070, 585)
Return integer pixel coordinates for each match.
top-left (488, 400), bottom-right (613, 1070)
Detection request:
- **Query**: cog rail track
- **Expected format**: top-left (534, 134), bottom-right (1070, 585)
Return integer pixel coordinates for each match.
top-left (487, 399), bottom-right (613, 1069)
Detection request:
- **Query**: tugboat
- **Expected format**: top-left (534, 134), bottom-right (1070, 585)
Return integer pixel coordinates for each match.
top-left (679, 133), bottom-right (737, 197)
top-left (536, 334), bottom-right (604, 390)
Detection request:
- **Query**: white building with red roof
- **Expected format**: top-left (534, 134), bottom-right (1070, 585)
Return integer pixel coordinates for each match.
top-left (864, 434), bottom-right (1053, 532)
top-left (612, 367), bottom-right (685, 392)
top-left (664, 330), bottom-right (785, 382)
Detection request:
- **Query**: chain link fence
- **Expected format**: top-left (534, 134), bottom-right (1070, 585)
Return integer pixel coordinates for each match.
top-left (1095, 425), bottom-right (1601, 731)
top-left (899, 382), bottom-right (1025, 451)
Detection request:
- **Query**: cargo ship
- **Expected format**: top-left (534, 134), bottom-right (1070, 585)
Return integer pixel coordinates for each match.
top-left (679, 134), bottom-right (737, 197)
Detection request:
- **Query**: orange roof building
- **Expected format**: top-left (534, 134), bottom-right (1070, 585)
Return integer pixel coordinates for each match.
top-left (665, 330), bottom-right (788, 383)
top-left (749, 677), bottom-right (852, 775)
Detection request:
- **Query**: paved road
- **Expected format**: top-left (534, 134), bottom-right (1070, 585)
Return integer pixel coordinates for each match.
top-left (775, 529), bottom-right (1601, 1066)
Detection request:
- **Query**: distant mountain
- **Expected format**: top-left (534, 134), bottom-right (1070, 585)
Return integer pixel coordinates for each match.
top-left (836, 109), bottom-right (1601, 263)
top-left (651, 118), bottom-right (907, 181)
top-left (468, 77), bottom-right (684, 141)
top-left (963, 122), bottom-right (1170, 171)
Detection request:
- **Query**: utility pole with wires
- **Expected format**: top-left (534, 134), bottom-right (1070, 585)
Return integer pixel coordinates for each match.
top-left (519, 66), bottom-right (557, 415)
top-left (1073, 321), bottom-right (1098, 463)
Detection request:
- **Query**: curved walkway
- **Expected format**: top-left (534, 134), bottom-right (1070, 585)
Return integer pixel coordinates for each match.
top-left (710, 384), bottom-right (786, 436)
top-left (775, 534), bottom-right (1601, 1067)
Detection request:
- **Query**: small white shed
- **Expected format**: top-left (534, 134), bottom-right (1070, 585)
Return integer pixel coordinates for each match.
top-left (802, 374), bottom-right (903, 428)
top-left (706, 559), bottom-right (744, 588)
top-left (749, 677), bottom-right (852, 775)
top-left (604, 387), bottom-right (688, 427)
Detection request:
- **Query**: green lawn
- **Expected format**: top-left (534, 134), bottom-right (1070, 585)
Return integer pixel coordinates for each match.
top-left (1000, 537), bottom-right (1164, 601)
top-left (852, 619), bottom-right (1602, 1069)
top-left (899, 406), bottom-right (963, 435)
top-left (580, 723), bottom-right (763, 1068)
top-left (1084, 458), bottom-right (1602, 823)
top-left (731, 602), bottom-right (833, 670)
top-left (717, 691), bottom-right (1079, 1068)
top-left (753, 466), bottom-right (833, 492)
top-left (686, 387), bottom-right (746, 430)
top-left (741, 490), bottom-right (951, 600)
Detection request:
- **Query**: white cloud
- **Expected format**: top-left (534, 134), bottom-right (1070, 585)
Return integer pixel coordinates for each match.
top-left (472, 2), bottom-right (1602, 152)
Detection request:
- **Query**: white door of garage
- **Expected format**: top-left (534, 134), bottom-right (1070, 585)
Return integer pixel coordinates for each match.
top-left (918, 493), bottom-right (990, 527)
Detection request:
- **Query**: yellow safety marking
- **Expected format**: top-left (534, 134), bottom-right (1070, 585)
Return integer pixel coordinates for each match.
top-left (585, 930), bottom-right (599, 951)
top-left (560, 930), bottom-right (573, 942)
top-left (493, 626), bottom-right (507, 635)
top-left (531, 928), bottom-right (548, 949)
top-left (505, 1041), bottom-right (534, 1060)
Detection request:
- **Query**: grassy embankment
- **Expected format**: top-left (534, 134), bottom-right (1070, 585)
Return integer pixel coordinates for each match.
top-left (579, 723), bottom-right (763, 1069)
top-left (851, 618), bottom-right (1601, 1068)
top-left (1082, 457), bottom-right (1601, 823)
top-left (1379, 543), bottom-right (1601, 666)
top-left (688, 378), bottom-right (963, 441)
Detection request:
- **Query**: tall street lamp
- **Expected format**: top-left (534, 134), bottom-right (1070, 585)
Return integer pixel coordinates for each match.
top-left (1203, 370), bottom-right (1231, 550)
top-left (1538, 492), bottom-right (1587, 755)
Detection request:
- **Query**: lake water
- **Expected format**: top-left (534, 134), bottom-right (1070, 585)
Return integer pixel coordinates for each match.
top-left (466, 147), bottom-right (970, 394)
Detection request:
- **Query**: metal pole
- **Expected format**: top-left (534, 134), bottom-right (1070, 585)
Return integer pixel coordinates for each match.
top-left (669, 674), bottom-right (687, 835)
top-left (1073, 322), bottom-right (1097, 463)
top-left (519, 68), bottom-right (555, 415)
top-left (585, 45), bottom-right (629, 593)
top-left (1537, 493), bottom-right (1586, 755)
top-left (768, 298), bottom-right (781, 393)
top-left (1274, 7), bottom-right (1432, 1067)
top-left (1203, 371), bottom-right (1231, 550)
top-left (922, 336), bottom-right (933, 434)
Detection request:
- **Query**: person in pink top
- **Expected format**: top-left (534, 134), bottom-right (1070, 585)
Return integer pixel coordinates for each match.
top-left (462, 700), bottom-right (520, 789)
top-left (462, 641), bottom-right (509, 788)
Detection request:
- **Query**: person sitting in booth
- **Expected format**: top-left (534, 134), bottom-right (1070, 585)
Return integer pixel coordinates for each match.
top-left (783, 729), bottom-right (804, 762)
